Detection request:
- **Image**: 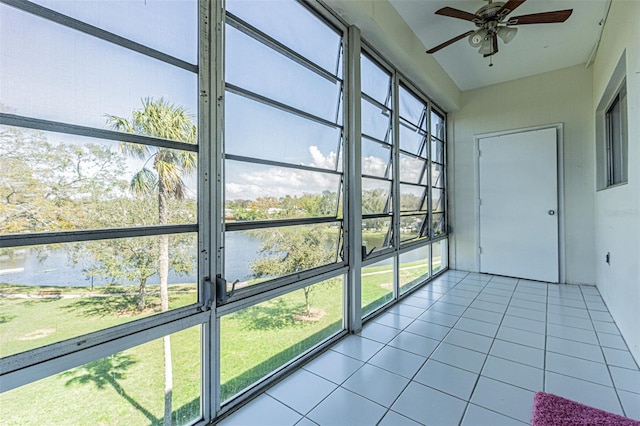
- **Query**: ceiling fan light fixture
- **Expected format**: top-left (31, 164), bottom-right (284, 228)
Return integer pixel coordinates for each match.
top-left (478, 37), bottom-right (493, 55)
top-left (468, 29), bottom-right (488, 47)
top-left (497, 26), bottom-right (518, 44)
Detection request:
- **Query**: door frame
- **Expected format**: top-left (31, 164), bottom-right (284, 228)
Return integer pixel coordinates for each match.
top-left (474, 123), bottom-right (566, 283)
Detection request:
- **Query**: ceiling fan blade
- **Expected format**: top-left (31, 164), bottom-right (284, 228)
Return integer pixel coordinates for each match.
top-left (508, 9), bottom-right (573, 25)
top-left (426, 30), bottom-right (475, 54)
top-left (497, 0), bottom-right (526, 18)
top-left (435, 7), bottom-right (479, 22)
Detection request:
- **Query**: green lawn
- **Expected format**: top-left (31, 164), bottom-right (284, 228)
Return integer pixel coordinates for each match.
top-left (0, 260), bottom-right (437, 424)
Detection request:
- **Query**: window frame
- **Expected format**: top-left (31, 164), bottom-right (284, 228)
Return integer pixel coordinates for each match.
top-left (0, 1), bottom-right (450, 422)
top-left (605, 82), bottom-right (628, 187)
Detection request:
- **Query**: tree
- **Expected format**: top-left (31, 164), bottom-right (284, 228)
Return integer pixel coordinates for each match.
top-left (107, 98), bottom-right (197, 426)
top-left (250, 227), bottom-right (337, 317)
top-left (73, 196), bottom-right (196, 311)
top-left (0, 126), bottom-right (125, 235)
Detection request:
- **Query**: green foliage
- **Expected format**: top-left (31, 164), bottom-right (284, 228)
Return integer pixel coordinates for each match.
top-left (226, 191), bottom-right (339, 221)
top-left (250, 226), bottom-right (338, 316)
top-left (0, 126), bottom-right (126, 235)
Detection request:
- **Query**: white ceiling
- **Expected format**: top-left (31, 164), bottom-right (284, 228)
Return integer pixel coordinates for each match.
top-left (388, 0), bottom-right (610, 91)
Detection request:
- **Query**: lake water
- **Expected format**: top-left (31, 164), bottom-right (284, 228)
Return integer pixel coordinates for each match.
top-left (0, 232), bottom-right (427, 288)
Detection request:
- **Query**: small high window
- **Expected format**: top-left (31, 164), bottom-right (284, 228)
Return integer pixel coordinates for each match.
top-left (605, 83), bottom-right (627, 187)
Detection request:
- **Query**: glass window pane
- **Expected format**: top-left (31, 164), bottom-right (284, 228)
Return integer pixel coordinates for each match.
top-left (362, 138), bottom-right (392, 178)
top-left (432, 188), bottom-right (445, 213)
top-left (399, 245), bottom-right (429, 294)
top-left (431, 137), bottom-right (445, 164)
top-left (225, 25), bottom-right (342, 124)
top-left (362, 257), bottom-right (394, 317)
top-left (399, 86), bottom-right (427, 129)
top-left (362, 178), bottom-right (392, 215)
top-left (225, 93), bottom-right (342, 171)
top-left (399, 154), bottom-right (427, 185)
top-left (400, 214), bottom-right (427, 242)
top-left (224, 224), bottom-right (341, 284)
top-left (220, 276), bottom-right (343, 401)
top-left (432, 213), bottom-right (445, 238)
top-left (399, 121), bottom-right (427, 157)
top-left (361, 98), bottom-right (392, 142)
top-left (30, 0), bottom-right (198, 64)
top-left (362, 219), bottom-right (393, 254)
top-left (431, 111), bottom-right (445, 140)
top-left (0, 126), bottom-right (197, 234)
top-left (225, 161), bottom-right (342, 220)
top-left (432, 239), bottom-right (448, 274)
top-left (0, 235), bottom-right (197, 357)
top-left (226, 0), bottom-right (342, 76)
top-left (400, 184), bottom-right (427, 212)
top-left (0, 326), bottom-right (201, 425)
top-left (432, 163), bottom-right (445, 188)
top-left (0, 6), bottom-right (197, 133)
top-left (361, 54), bottom-right (391, 106)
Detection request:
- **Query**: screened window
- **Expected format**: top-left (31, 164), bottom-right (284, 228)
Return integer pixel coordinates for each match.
top-left (398, 85), bottom-right (430, 244)
top-left (605, 83), bottom-right (628, 187)
top-left (1, 0), bottom-right (201, 423)
top-left (220, 0), bottom-right (347, 405)
top-left (361, 53), bottom-right (393, 257)
top-left (223, 0), bottom-right (345, 290)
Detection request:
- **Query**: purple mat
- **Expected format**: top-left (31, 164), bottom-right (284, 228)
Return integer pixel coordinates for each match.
top-left (532, 392), bottom-right (640, 426)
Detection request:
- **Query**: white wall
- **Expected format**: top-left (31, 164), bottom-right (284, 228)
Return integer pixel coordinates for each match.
top-left (592, 0), bottom-right (640, 364)
top-left (449, 64), bottom-right (596, 285)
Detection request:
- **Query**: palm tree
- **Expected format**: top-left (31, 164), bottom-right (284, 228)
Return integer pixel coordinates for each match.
top-left (107, 98), bottom-right (197, 426)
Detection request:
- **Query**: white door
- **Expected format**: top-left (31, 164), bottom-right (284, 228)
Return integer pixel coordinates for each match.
top-left (479, 127), bottom-right (559, 282)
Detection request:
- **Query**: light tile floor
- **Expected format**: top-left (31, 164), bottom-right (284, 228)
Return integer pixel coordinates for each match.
top-left (219, 270), bottom-right (640, 425)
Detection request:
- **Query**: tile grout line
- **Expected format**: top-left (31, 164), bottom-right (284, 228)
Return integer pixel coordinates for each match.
top-left (581, 284), bottom-right (629, 418)
top-left (456, 274), bottom-right (520, 426)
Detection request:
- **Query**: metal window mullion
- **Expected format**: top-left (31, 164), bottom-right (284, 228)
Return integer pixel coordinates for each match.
top-left (346, 25), bottom-right (362, 332)
top-left (217, 264), bottom-right (349, 315)
top-left (0, 113), bottom-right (199, 153)
top-left (226, 13), bottom-right (340, 85)
top-left (361, 92), bottom-right (391, 114)
top-left (398, 147), bottom-right (427, 161)
top-left (225, 216), bottom-right (341, 232)
top-left (200, 0), bottom-right (218, 420)
top-left (363, 212), bottom-right (393, 220)
top-left (426, 101), bottom-right (434, 241)
top-left (1, 0), bottom-right (198, 73)
top-left (0, 224), bottom-right (197, 248)
top-left (225, 154), bottom-right (343, 176)
top-left (399, 116), bottom-right (426, 134)
top-left (391, 71), bottom-right (400, 301)
top-left (1, 309), bottom-right (208, 393)
top-left (362, 133), bottom-right (392, 147)
top-left (225, 83), bottom-right (340, 129)
top-left (362, 173), bottom-right (392, 182)
top-left (0, 303), bottom-right (206, 380)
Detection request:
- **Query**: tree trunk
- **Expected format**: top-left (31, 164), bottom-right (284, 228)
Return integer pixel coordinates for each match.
top-left (158, 181), bottom-right (172, 424)
top-left (304, 286), bottom-right (311, 317)
top-left (137, 277), bottom-right (147, 311)
top-left (163, 334), bottom-right (173, 425)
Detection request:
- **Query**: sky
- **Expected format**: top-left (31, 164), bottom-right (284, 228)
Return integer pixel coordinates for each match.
top-left (0, 0), bottom-right (434, 204)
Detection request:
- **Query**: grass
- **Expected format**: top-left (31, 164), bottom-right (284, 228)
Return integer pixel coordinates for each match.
top-left (0, 259), bottom-right (439, 424)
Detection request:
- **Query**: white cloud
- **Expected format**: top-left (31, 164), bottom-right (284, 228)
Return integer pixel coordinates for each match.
top-left (225, 146), bottom-right (340, 200)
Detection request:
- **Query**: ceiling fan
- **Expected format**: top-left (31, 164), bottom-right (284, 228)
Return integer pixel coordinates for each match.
top-left (426, 0), bottom-right (573, 62)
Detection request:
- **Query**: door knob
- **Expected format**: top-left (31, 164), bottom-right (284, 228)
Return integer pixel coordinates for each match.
top-left (548, 210), bottom-right (556, 216)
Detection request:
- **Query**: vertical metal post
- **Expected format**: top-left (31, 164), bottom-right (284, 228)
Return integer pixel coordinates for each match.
top-left (391, 73), bottom-right (401, 299)
top-left (198, 0), bottom-right (214, 422)
top-left (201, 0), bottom-right (225, 419)
top-left (346, 25), bottom-right (362, 333)
top-left (427, 103), bottom-right (434, 278)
